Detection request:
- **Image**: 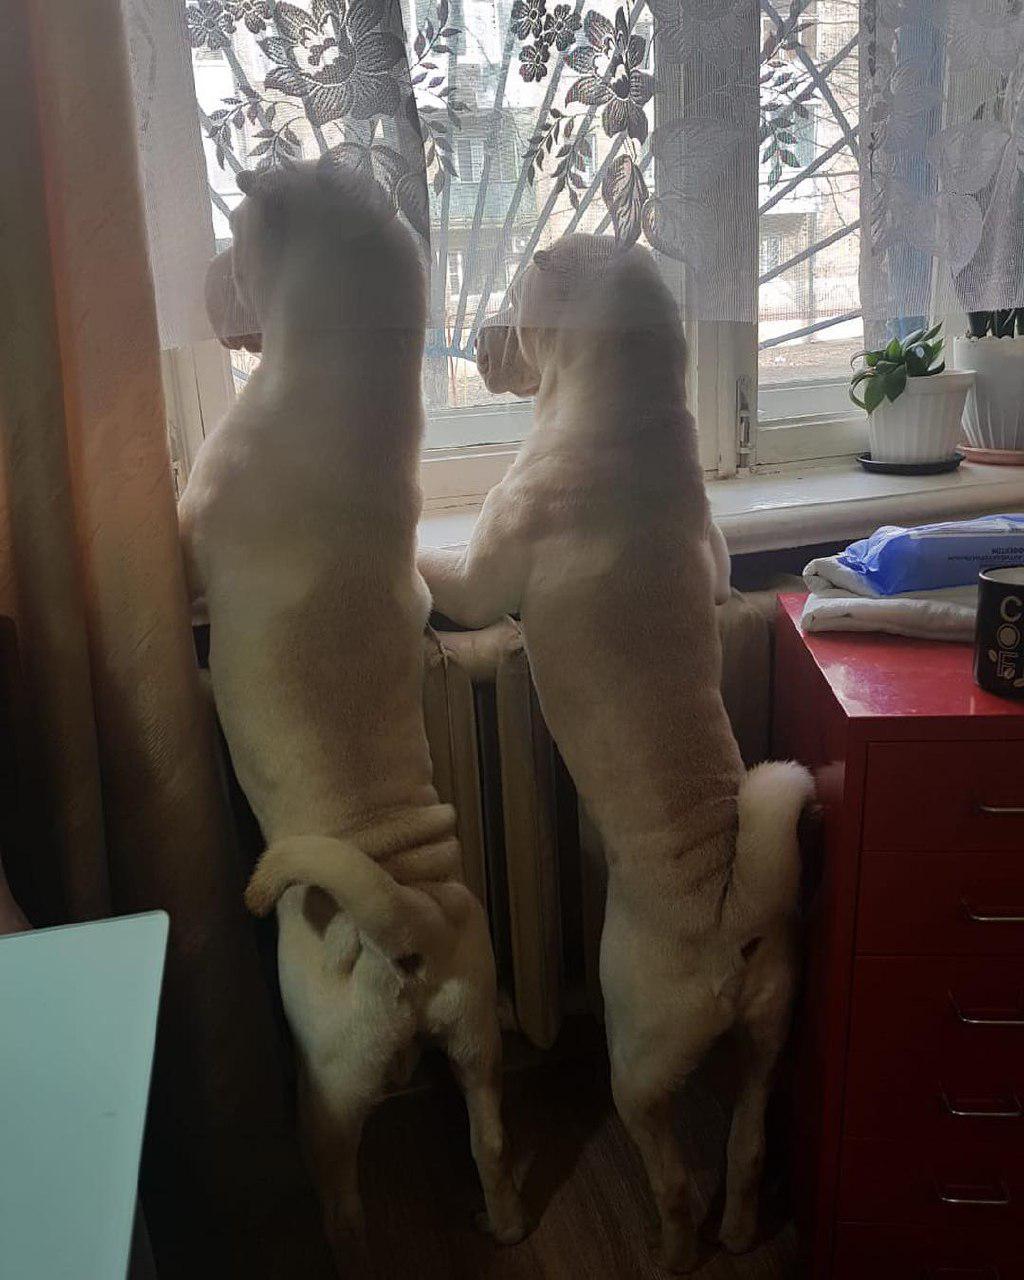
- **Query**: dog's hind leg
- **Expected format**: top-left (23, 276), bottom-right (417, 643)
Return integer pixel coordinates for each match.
top-left (607, 969), bottom-right (728, 1274)
top-left (719, 929), bottom-right (796, 1255)
top-left (448, 1008), bottom-right (526, 1246)
top-left (432, 892), bottom-right (525, 1245)
top-left (298, 1067), bottom-right (376, 1262)
top-left (612, 1064), bottom-right (701, 1274)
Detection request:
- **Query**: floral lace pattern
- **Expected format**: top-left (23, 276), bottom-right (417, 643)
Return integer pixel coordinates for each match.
top-left (186, 0), bottom-right (859, 329)
top-left (193, 3), bottom-right (756, 242)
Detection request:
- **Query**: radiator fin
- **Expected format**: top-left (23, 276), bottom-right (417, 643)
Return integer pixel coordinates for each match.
top-left (495, 627), bottom-right (562, 1050)
top-left (422, 629), bottom-right (488, 905)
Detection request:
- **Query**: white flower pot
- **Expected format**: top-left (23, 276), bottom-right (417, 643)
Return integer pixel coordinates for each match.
top-left (954, 335), bottom-right (1024, 452)
top-left (866, 371), bottom-right (973, 464)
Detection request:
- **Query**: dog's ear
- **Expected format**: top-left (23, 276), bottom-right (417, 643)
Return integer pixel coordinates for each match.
top-left (237, 167), bottom-right (287, 228)
top-left (237, 168), bottom-right (286, 197)
top-left (532, 249), bottom-right (552, 271)
top-left (315, 159), bottom-right (345, 195)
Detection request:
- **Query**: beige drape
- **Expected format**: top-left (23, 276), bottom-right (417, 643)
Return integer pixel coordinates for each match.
top-left (0, 2), bottom-right (333, 1274)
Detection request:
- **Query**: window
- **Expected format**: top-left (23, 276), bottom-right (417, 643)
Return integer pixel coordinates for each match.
top-left (752, 0), bottom-right (865, 466)
top-left (497, 135), bottom-right (517, 184)
top-left (447, 251), bottom-right (465, 295)
top-left (455, 137), bottom-right (479, 183)
top-left (760, 234), bottom-right (783, 277)
top-left (172, 0), bottom-right (874, 504)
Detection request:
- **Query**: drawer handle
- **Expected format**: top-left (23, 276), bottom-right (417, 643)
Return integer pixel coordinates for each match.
top-left (961, 899), bottom-right (1024, 925)
top-left (935, 1179), bottom-right (1011, 1208)
top-left (976, 801), bottom-right (1024, 816)
top-left (942, 1089), bottom-right (1023, 1119)
top-left (950, 992), bottom-right (1024, 1028)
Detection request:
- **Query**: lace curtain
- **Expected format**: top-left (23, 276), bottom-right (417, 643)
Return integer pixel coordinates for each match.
top-left (170, 0), bottom-right (759, 401)
top-left (862, 0), bottom-right (1024, 342)
top-left (133, 1), bottom-right (1024, 378)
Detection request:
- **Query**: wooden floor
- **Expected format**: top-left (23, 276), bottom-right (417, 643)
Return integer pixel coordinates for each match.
top-left (357, 1032), bottom-right (800, 1279)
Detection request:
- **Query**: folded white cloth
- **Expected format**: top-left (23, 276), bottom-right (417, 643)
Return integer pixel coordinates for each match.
top-left (801, 554), bottom-right (978, 641)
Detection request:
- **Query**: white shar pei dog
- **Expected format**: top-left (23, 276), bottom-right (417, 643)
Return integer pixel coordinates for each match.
top-left (178, 162), bottom-right (524, 1254)
top-left (418, 234), bottom-right (813, 1271)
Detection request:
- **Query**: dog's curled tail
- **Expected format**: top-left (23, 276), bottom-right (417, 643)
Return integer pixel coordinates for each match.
top-left (245, 835), bottom-right (445, 962)
top-left (724, 761), bottom-right (816, 928)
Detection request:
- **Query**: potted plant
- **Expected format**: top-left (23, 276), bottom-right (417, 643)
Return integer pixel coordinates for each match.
top-left (953, 310), bottom-right (1024, 461)
top-left (850, 324), bottom-right (973, 467)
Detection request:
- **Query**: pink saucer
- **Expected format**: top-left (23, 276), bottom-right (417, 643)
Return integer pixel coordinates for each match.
top-left (961, 444), bottom-right (1024, 466)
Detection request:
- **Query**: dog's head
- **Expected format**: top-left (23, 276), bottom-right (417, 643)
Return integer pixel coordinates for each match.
top-left (475, 234), bottom-right (616, 396)
top-left (475, 233), bottom-right (675, 396)
top-left (204, 160), bottom-right (408, 351)
top-left (204, 166), bottom-right (297, 354)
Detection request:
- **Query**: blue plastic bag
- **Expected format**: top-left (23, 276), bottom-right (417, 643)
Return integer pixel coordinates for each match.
top-left (837, 514), bottom-right (1024, 596)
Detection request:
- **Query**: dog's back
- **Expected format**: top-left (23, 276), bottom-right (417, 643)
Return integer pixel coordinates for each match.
top-left (180, 164), bottom-right (435, 844)
top-left (181, 166), bottom-right (526, 1250)
top-left (508, 249), bottom-right (744, 882)
top-left (507, 241), bottom-right (811, 1266)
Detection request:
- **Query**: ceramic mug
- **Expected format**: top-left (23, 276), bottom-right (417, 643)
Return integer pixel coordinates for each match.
top-left (974, 565), bottom-right (1024, 698)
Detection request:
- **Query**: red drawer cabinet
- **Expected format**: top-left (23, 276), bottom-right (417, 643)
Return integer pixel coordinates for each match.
top-left (844, 957), bottom-right (1024, 1141)
top-left (772, 596), bottom-right (1024, 1278)
top-left (832, 1224), bottom-right (1021, 1280)
top-left (862, 741), bottom-right (1024, 852)
top-left (856, 850), bottom-right (1024, 956)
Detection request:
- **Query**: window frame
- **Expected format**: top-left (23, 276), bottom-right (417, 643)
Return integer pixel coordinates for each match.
top-left (168, 314), bottom-right (869, 507)
top-left (169, 1), bottom-right (873, 503)
top-left (747, 0), bottom-right (865, 470)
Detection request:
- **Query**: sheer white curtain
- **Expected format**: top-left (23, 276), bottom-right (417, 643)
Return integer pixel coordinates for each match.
top-left (860, 0), bottom-right (1024, 341)
top-left (129, 0), bottom-right (762, 338)
top-left (128, 1), bottom-right (1024, 363)
top-left (125, 0), bottom-right (220, 348)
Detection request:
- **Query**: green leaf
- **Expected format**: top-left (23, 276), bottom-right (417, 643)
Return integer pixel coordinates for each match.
top-left (922, 322), bottom-right (942, 341)
top-left (902, 328), bottom-right (925, 347)
top-left (885, 337), bottom-right (902, 360)
top-left (863, 377), bottom-right (886, 414)
top-left (849, 376), bottom-right (870, 408)
top-left (884, 364), bottom-right (907, 402)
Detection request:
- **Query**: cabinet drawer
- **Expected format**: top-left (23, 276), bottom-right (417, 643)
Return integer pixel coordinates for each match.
top-left (833, 1223), bottom-right (1019, 1280)
top-left (845, 957), bottom-right (1024, 1141)
top-left (857, 850), bottom-right (1024, 955)
top-left (839, 1136), bottom-right (1024, 1228)
top-left (862, 741), bottom-right (1024, 852)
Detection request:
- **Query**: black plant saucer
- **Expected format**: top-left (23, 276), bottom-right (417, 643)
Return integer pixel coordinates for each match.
top-left (857, 451), bottom-right (965, 476)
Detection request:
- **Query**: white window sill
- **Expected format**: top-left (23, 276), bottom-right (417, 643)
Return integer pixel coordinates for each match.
top-left (418, 460), bottom-right (1024, 557)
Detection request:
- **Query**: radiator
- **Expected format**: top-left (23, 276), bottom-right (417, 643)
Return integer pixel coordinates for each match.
top-left (423, 589), bottom-right (777, 1050)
